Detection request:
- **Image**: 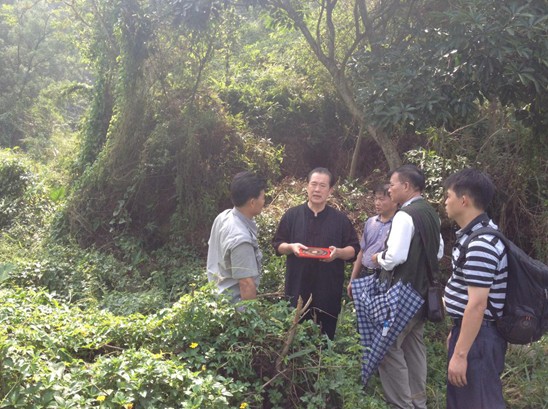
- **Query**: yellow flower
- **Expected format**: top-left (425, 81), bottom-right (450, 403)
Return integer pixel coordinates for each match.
top-left (124, 404), bottom-right (134, 409)
top-left (189, 342), bottom-right (199, 349)
top-left (96, 395), bottom-right (106, 402)
top-left (201, 365), bottom-right (206, 371)
top-left (240, 403), bottom-right (249, 409)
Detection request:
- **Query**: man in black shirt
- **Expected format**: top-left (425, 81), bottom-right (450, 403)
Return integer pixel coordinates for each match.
top-left (272, 167), bottom-right (359, 339)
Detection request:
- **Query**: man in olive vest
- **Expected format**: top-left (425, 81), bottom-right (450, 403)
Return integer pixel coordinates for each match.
top-left (372, 164), bottom-right (444, 409)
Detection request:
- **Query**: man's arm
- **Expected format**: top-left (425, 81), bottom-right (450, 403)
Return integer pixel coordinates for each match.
top-left (325, 245), bottom-right (355, 262)
top-left (374, 212), bottom-right (414, 270)
top-left (239, 277), bottom-right (257, 300)
top-left (351, 249), bottom-right (364, 278)
top-left (348, 249), bottom-right (364, 298)
top-left (231, 243), bottom-right (260, 301)
top-left (447, 286), bottom-right (489, 387)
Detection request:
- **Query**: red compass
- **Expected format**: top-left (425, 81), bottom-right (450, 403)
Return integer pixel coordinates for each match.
top-left (298, 247), bottom-right (331, 259)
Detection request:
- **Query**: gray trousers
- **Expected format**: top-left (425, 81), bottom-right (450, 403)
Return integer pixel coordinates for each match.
top-left (378, 313), bottom-right (427, 409)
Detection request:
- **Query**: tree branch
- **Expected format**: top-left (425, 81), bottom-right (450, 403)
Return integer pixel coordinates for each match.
top-left (275, 295), bottom-right (313, 373)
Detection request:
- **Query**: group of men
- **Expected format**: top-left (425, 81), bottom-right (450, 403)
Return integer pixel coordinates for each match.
top-left (206, 165), bottom-right (508, 409)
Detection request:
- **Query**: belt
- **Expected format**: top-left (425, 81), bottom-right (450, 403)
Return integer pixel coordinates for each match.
top-left (451, 318), bottom-right (497, 327)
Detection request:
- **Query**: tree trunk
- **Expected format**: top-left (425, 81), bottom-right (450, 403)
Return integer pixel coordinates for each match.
top-left (367, 126), bottom-right (401, 171)
top-left (331, 71), bottom-right (402, 170)
top-left (349, 126), bottom-right (363, 179)
top-left (272, 0), bottom-right (403, 172)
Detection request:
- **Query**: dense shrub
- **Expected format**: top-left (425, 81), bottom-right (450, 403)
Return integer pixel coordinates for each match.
top-left (0, 150), bottom-right (33, 228)
top-left (0, 149), bottom-right (63, 260)
top-left (0, 287), bottom-right (373, 408)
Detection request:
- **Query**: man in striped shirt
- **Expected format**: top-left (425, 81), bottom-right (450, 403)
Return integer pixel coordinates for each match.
top-left (443, 168), bottom-right (508, 409)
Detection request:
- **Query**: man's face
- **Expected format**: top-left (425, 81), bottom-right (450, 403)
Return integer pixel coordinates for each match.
top-left (251, 190), bottom-right (266, 217)
top-left (388, 172), bottom-right (406, 205)
top-left (374, 191), bottom-right (398, 218)
top-left (307, 172), bottom-right (332, 207)
top-left (444, 188), bottom-right (461, 221)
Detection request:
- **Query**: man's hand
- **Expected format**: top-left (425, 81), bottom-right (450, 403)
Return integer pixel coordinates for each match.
top-left (347, 281), bottom-right (353, 299)
top-left (321, 246), bottom-right (337, 262)
top-left (448, 353), bottom-right (468, 387)
top-left (285, 243), bottom-right (306, 256)
top-left (277, 242), bottom-right (307, 256)
top-left (447, 331), bottom-right (468, 387)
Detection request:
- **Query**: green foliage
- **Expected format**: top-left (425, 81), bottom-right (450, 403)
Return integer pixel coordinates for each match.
top-left (0, 1), bottom-right (546, 407)
top-left (0, 149), bottom-right (32, 227)
top-left (503, 342), bottom-right (548, 409)
top-left (61, 0), bottom-right (285, 251)
top-left (2, 238), bottom-right (207, 315)
top-left (6, 244), bottom-right (124, 304)
top-left (211, 12), bottom-right (350, 175)
top-left (350, 0), bottom-right (548, 139)
top-left (441, 0), bottom-right (547, 120)
top-left (0, 286), bottom-right (374, 408)
top-left (0, 149), bottom-right (65, 256)
top-left (404, 148), bottom-right (470, 206)
top-left (0, 168), bottom-right (546, 408)
top-left (0, 0), bottom-right (87, 148)
top-left (336, 179), bottom-right (368, 212)
top-left (0, 289), bottom-right (244, 408)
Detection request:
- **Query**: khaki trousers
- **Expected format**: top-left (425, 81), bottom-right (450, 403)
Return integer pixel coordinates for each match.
top-left (378, 313), bottom-right (427, 409)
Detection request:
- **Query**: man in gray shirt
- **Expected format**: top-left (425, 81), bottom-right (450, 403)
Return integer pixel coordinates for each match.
top-left (207, 171), bottom-right (267, 302)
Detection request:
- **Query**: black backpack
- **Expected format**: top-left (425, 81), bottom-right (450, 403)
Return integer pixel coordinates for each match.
top-left (458, 227), bottom-right (548, 344)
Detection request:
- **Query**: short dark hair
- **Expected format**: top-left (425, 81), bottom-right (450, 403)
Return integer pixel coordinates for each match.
top-left (373, 183), bottom-right (390, 196)
top-left (307, 167), bottom-right (335, 187)
top-left (230, 171), bottom-right (267, 207)
top-left (444, 168), bottom-right (495, 211)
top-left (391, 164), bottom-right (425, 192)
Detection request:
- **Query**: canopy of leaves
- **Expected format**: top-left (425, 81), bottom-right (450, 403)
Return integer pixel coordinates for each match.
top-left (0, 1), bottom-right (86, 148)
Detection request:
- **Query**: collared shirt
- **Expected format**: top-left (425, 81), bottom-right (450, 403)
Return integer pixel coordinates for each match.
top-left (444, 214), bottom-right (508, 320)
top-left (378, 196), bottom-right (444, 271)
top-left (207, 208), bottom-right (262, 302)
top-left (360, 215), bottom-right (393, 269)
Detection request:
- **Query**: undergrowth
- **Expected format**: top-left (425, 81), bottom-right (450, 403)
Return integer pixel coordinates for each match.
top-left (0, 148), bottom-right (546, 408)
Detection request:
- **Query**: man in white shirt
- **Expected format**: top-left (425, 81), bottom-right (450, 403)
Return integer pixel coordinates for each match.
top-left (372, 164), bottom-right (444, 409)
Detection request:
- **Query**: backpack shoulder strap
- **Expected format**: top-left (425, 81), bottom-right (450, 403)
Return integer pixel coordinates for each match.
top-left (456, 226), bottom-right (507, 267)
top-left (457, 226), bottom-right (509, 319)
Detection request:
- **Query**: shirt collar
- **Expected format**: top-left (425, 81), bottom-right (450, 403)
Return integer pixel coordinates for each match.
top-left (232, 207), bottom-right (257, 234)
top-left (456, 213), bottom-right (490, 238)
top-left (305, 203), bottom-right (329, 218)
top-left (374, 214), bottom-right (394, 224)
top-left (401, 195), bottom-right (423, 208)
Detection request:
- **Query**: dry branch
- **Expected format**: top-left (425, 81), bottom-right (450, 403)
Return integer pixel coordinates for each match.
top-left (275, 295), bottom-right (313, 372)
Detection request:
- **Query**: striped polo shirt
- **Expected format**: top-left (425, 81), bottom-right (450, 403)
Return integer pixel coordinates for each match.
top-left (444, 215), bottom-right (508, 320)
